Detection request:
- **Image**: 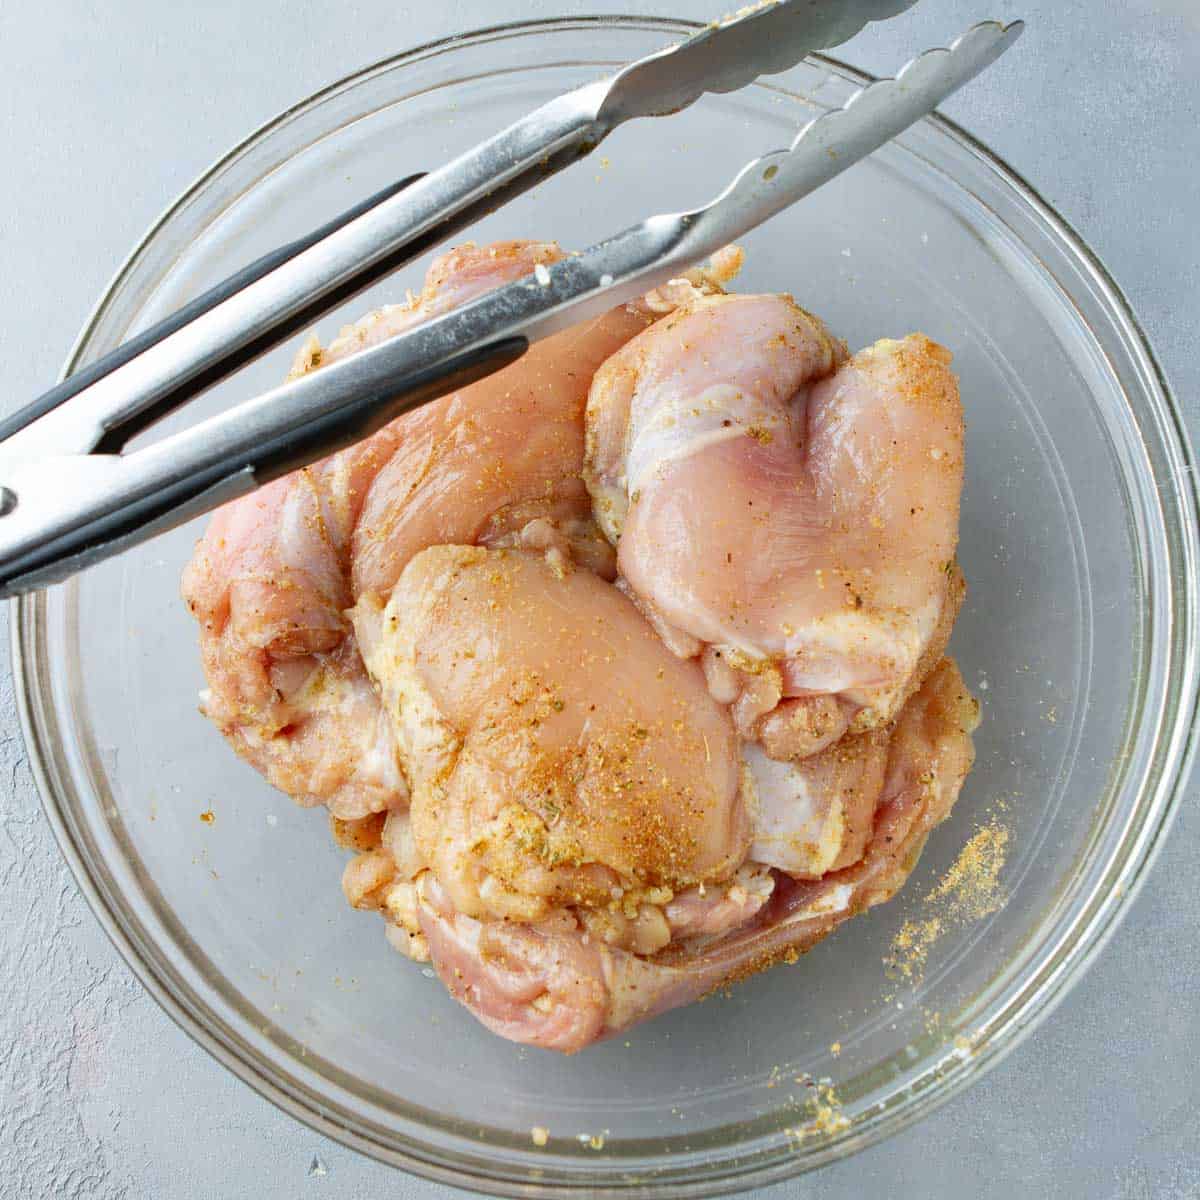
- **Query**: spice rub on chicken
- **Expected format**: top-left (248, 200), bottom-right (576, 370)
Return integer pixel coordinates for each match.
top-left (351, 544), bottom-right (748, 928)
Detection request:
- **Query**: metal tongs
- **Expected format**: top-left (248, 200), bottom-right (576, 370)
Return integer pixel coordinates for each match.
top-left (0, 5), bottom-right (1022, 597)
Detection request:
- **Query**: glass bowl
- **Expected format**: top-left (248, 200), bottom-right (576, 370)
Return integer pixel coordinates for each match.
top-left (12, 17), bottom-right (1198, 1197)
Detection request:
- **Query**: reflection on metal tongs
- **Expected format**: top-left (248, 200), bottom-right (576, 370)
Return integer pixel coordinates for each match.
top-left (0, 4), bottom-right (1021, 596)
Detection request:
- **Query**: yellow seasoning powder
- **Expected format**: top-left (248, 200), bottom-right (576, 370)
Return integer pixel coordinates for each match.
top-left (927, 820), bottom-right (1010, 922)
top-left (885, 818), bottom-right (1010, 987)
top-left (786, 1079), bottom-right (850, 1144)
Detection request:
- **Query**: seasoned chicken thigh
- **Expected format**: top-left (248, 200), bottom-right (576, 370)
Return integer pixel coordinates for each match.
top-left (351, 545), bottom-right (749, 926)
top-left (403, 658), bottom-right (977, 1051)
top-left (183, 241), bottom-right (652, 816)
top-left (585, 292), bottom-right (965, 759)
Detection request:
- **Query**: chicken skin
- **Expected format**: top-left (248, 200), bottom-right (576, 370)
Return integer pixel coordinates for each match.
top-left (585, 291), bottom-right (965, 760)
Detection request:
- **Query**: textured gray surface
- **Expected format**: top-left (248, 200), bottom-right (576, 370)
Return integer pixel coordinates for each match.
top-left (0, 1), bottom-right (1197, 1197)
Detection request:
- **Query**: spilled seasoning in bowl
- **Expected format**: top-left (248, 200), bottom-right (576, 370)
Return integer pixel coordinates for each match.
top-left (886, 916), bottom-right (943, 983)
top-left (785, 1077), bottom-right (849, 1143)
top-left (928, 819), bottom-right (1009, 922)
top-left (884, 817), bottom-right (1010, 987)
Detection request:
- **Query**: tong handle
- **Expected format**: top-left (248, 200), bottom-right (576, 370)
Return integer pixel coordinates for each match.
top-left (0, 173), bottom-right (426, 451)
top-left (0, 87), bottom-right (603, 460)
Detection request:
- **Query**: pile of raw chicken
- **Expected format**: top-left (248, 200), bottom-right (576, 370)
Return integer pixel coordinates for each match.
top-left (183, 239), bottom-right (979, 1053)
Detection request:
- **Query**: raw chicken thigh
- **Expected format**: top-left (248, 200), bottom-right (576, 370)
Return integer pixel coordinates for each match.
top-left (183, 237), bottom-right (978, 1053)
top-left (585, 291), bottom-right (965, 760)
top-left (352, 545), bottom-right (747, 923)
top-left (343, 657), bottom-right (976, 1051)
top-left (182, 241), bottom-right (651, 817)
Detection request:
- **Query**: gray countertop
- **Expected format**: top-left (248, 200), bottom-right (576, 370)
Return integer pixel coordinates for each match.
top-left (1, 2), bottom-right (1197, 1197)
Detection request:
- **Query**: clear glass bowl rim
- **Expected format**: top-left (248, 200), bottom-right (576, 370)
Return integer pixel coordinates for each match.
top-left (10, 15), bottom-right (1199, 1197)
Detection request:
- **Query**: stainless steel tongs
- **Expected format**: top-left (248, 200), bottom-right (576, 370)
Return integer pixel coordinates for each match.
top-left (0, 5), bottom-right (1022, 597)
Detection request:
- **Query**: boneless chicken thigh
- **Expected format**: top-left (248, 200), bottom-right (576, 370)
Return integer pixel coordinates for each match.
top-left (351, 544), bottom-right (748, 926)
top-left (585, 292), bottom-right (965, 760)
top-left (342, 655), bottom-right (976, 1052)
top-left (182, 241), bottom-right (652, 817)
